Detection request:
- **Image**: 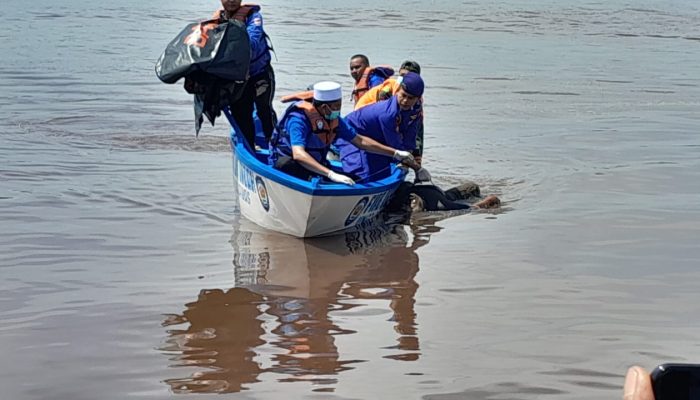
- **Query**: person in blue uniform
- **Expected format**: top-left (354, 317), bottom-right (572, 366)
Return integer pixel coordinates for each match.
top-left (269, 81), bottom-right (415, 185)
top-left (335, 72), bottom-right (425, 181)
top-left (216, 0), bottom-right (276, 146)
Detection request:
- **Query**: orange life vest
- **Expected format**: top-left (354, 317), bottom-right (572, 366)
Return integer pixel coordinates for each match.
top-left (286, 100), bottom-right (338, 146)
top-left (212, 4), bottom-right (258, 22)
top-left (280, 90), bottom-right (314, 104)
top-left (351, 65), bottom-right (395, 104)
top-left (354, 79), bottom-right (402, 110)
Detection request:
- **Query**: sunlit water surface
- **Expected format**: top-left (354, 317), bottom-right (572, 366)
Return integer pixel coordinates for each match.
top-left (1, 0), bottom-right (700, 398)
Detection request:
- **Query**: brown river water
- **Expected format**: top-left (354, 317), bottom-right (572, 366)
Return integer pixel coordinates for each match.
top-left (1, 0), bottom-right (700, 398)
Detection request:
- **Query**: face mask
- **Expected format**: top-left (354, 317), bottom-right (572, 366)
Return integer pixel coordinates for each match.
top-left (327, 110), bottom-right (341, 120)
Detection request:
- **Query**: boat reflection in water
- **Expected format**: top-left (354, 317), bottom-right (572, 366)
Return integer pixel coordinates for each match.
top-left (161, 217), bottom-right (440, 393)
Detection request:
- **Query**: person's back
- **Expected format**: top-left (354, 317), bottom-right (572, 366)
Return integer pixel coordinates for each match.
top-left (354, 79), bottom-right (402, 110)
top-left (335, 98), bottom-right (400, 181)
top-left (354, 60), bottom-right (421, 110)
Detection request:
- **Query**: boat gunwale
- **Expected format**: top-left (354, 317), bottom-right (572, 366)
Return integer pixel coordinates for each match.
top-left (229, 130), bottom-right (406, 197)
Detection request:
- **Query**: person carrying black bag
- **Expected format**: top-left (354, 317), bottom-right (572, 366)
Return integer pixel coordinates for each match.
top-left (156, 13), bottom-right (251, 136)
top-left (214, 0), bottom-right (276, 147)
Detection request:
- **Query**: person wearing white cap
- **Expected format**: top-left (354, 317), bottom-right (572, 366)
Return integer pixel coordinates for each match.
top-left (269, 81), bottom-right (415, 185)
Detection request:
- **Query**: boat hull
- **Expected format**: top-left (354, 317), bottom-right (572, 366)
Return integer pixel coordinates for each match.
top-left (230, 130), bottom-right (405, 238)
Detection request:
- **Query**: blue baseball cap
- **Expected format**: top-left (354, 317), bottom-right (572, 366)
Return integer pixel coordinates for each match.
top-left (401, 72), bottom-right (424, 97)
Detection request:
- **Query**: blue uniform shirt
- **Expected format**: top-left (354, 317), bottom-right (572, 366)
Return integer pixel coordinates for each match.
top-left (245, 9), bottom-right (272, 76)
top-left (271, 104), bottom-right (357, 166)
top-left (336, 96), bottom-right (421, 180)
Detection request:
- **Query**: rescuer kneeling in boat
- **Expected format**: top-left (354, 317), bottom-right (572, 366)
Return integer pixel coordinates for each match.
top-left (353, 61), bottom-right (425, 166)
top-left (334, 72), bottom-right (425, 182)
top-left (269, 81), bottom-right (414, 186)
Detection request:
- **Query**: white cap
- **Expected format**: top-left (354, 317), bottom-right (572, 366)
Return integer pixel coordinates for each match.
top-left (313, 81), bottom-right (342, 102)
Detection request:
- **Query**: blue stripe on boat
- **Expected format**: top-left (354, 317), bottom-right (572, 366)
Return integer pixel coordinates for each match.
top-left (230, 130), bottom-right (405, 196)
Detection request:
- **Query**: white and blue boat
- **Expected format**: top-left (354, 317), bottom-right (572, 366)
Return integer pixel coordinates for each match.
top-left (225, 110), bottom-right (407, 238)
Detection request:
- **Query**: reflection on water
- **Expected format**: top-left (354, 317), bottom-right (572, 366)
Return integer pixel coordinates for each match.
top-left (161, 288), bottom-right (265, 393)
top-left (161, 219), bottom-right (439, 393)
top-left (2, 0), bottom-right (699, 398)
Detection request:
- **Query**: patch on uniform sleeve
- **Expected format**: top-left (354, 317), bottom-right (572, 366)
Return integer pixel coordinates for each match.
top-left (253, 17), bottom-right (262, 26)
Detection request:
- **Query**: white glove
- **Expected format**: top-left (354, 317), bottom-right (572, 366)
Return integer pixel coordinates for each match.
top-left (393, 150), bottom-right (415, 163)
top-left (327, 171), bottom-right (355, 186)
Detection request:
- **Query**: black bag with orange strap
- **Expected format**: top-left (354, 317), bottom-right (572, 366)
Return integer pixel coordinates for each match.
top-left (155, 19), bottom-right (250, 84)
top-left (155, 19), bottom-right (251, 134)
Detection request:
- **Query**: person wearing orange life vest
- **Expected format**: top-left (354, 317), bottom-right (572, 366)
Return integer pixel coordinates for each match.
top-left (349, 54), bottom-right (395, 104)
top-left (355, 60), bottom-right (421, 110)
top-left (334, 72), bottom-right (425, 182)
top-left (214, 0), bottom-right (276, 146)
top-left (269, 82), bottom-right (415, 185)
top-left (354, 60), bottom-right (425, 165)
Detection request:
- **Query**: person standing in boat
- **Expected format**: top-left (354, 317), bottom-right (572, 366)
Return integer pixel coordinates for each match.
top-left (269, 81), bottom-right (415, 185)
top-left (214, 0), bottom-right (276, 146)
top-left (334, 72), bottom-right (424, 182)
top-left (349, 54), bottom-right (395, 104)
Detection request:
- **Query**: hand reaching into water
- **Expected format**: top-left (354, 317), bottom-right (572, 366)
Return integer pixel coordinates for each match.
top-left (624, 366), bottom-right (655, 400)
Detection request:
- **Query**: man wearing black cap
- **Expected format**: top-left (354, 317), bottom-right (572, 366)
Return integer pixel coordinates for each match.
top-left (335, 72), bottom-right (425, 181)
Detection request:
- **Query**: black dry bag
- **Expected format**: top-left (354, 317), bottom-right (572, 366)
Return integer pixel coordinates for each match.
top-left (155, 19), bottom-right (250, 84)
